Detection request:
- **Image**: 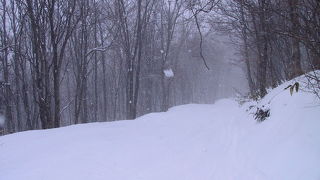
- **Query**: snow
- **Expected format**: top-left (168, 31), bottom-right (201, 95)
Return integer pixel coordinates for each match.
top-left (163, 68), bottom-right (174, 78)
top-left (0, 75), bottom-right (320, 180)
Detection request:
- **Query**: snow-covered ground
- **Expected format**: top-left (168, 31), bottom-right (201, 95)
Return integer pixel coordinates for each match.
top-left (0, 76), bottom-right (320, 180)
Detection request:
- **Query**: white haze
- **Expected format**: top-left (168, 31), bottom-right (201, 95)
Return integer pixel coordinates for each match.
top-left (0, 114), bottom-right (4, 127)
top-left (179, 32), bottom-right (248, 104)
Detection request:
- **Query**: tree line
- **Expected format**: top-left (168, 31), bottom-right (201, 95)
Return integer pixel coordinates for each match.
top-left (1, 0), bottom-right (319, 134)
top-left (213, 0), bottom-right (320, 98)
top-left (1, 0), bottom-right (241, 134)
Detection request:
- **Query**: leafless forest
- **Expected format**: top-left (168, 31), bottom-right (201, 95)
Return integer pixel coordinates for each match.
top-left (0, 0), bottom-right (319, 134)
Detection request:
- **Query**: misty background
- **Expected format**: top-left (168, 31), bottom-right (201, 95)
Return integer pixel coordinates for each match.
top-left (1, 0), bottom-right (319, 134)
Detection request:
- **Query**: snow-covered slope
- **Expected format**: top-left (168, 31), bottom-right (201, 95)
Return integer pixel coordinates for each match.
top-left (0, 76), bottom-right (320, 180)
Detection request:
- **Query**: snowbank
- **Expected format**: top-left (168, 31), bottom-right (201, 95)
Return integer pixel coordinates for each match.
top-left (0, 74), bottom-right (319, 180)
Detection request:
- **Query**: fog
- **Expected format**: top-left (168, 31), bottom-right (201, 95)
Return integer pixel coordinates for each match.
top-left (1, 0), bottom-right (318, 134)
top-left (0, 0), bottom-right (250, 133)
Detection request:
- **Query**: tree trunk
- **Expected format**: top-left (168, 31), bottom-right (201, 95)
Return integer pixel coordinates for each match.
top-left (288, 0), bottom-right (303, 79)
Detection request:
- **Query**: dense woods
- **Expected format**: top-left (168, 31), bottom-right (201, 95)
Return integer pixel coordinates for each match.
top-left (0, 0), bottom-right (319, 134)
top-left (213, 0), bottom-right (320, 98)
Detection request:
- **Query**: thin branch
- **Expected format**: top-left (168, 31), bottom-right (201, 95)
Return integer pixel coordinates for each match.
top-left (0, 44), bottom-right (14, 51)
top-left (85, 40), bottom-right (114, 57)
top-left (192, 8), bottom-right (210, 70)
top-left (59, 98), bottom-right (75, 116)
